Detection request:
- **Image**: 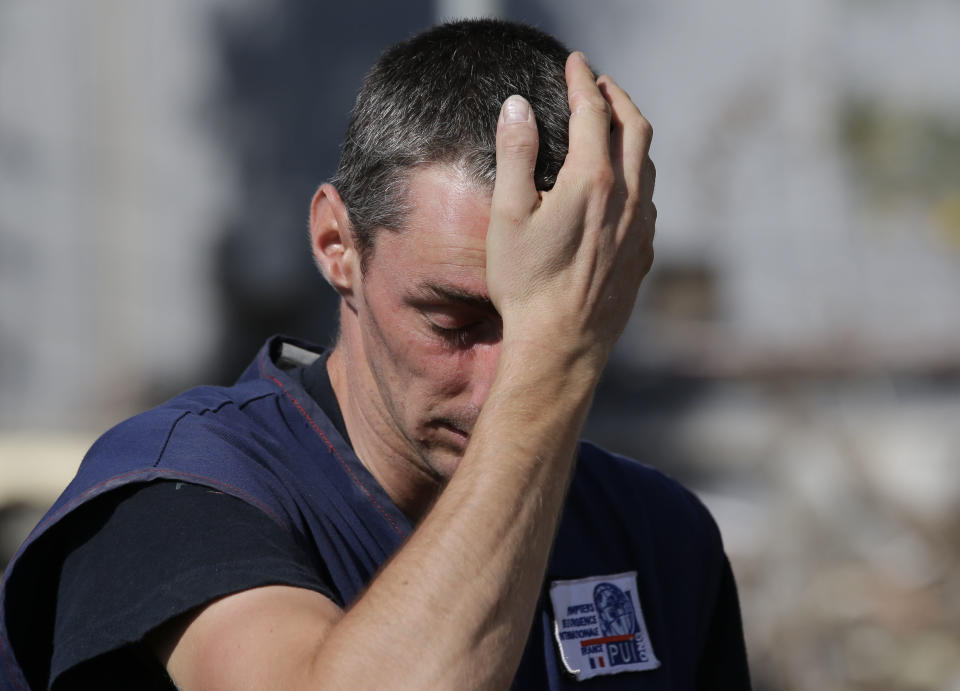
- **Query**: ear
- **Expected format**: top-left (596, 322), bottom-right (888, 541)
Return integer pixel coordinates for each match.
top-left (309, 183), bottom-right (360, 307)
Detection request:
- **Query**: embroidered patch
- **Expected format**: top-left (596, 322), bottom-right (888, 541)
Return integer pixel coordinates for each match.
top-left (549, 571), bottom-right (660, 680)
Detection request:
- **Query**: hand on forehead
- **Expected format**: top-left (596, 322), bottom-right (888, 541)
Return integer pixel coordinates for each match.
top-left (486, 49), bottom-right (656, 361)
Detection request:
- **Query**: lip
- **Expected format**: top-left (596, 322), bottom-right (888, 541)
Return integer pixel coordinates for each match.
top-left (435, 421), bottom-right (470, 445)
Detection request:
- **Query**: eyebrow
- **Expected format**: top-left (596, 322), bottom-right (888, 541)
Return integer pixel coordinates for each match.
top-left (415, 282), bottom-right (497, 313)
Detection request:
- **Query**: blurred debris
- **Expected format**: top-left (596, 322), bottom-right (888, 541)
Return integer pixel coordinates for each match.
top-left (0, 501), bottom-right (46, 576)
top-left (0, 434), bottom-right (90, 507)
top-left (0, 434), bottom-right (90, 573)
top-left (679, 378), bottom-right (960, 691)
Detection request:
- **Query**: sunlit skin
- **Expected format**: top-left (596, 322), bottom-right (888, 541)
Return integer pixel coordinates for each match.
top-left (319, 165), bottom-right (502, 518)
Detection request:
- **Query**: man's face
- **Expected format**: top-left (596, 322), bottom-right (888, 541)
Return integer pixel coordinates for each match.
top-left (353, 164), bottom-right (501, 480)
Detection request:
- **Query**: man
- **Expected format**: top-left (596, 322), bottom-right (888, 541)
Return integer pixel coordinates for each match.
top-left (1, 19), bottom-right (750, 689)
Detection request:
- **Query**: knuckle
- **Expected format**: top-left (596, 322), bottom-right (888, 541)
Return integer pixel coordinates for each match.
top-left (498, 129), bottom-right (538, 161)
top-left (569, 89), bottom-right (610, 118)
top-left (565, 160), bottom-right (615, 193)
top-left (586, 164), bottom-right (615, 191)
top-left (491, 199), bottom-right (527, 227)
top-left (639, 116), bottom-right (653, 141)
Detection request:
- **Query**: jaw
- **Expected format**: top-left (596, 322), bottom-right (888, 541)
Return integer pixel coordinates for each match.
top-left (326, 313), bottom-right (449, 520)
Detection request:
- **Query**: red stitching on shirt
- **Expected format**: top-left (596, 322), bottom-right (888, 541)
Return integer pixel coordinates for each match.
top-left (259, 348), bottom-right (406, 537)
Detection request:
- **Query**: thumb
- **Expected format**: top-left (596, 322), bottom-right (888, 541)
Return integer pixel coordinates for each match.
top-left (492, 95), bottom-right (540, 221)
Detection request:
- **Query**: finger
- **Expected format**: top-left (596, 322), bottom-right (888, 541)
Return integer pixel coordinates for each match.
top-left (595, 74), bottom-right (652, 155)
top-left (644, 156), bottom-right (656, 198)
top-left (564, 52), bottom-right (611, 169)
top-left (595, 78), bottom-right (626, 190)
top-left (492, 95), bottom-right (541, 221)
top-left (596, 75), bottom-right (653, 197)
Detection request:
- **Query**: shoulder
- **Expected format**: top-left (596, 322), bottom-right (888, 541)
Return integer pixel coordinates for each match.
top-left (572, 441), bottom-right (723, 554)
top-left (63, 378), bottom-right (284, 496)
top-left (18, 374), bottom-right (302, 564)
top-left (76, 336), bottom-right (329, 488)
top-left (87, 378), bottom-right (279, 456)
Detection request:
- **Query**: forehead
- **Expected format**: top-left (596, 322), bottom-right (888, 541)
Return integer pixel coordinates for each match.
top-left (366, 165), bottom-right (492, 291)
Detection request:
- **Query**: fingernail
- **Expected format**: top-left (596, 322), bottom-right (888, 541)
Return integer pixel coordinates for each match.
top-left (502, 95), bottom-right (530, 123)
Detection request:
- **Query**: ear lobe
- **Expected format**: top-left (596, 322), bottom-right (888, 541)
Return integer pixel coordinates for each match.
top-left (310, 183), bottom-right (360, 304)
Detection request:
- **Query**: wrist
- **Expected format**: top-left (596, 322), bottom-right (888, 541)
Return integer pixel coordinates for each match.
top-left (498, 321), bottom-right (609, 386)
top-left (491, 336), bottom-right (602, 412)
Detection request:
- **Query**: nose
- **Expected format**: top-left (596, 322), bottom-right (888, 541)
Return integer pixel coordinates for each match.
top-left (469, 340), bottom-right (501, 410)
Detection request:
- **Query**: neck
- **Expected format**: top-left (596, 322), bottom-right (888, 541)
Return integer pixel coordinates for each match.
top-left (326, 321), bottom-right (443, 522)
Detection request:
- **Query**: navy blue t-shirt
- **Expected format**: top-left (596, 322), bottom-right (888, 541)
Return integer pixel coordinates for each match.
top-left (50, 482), bottom-right (334, 689)
top-left (46, 353), bottom-right (347, 689)
top-left (33, 347), bottom-right (750, 689)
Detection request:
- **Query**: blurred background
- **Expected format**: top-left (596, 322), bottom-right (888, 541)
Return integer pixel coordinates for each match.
top-left (2, 0), bottom-right (959, 688)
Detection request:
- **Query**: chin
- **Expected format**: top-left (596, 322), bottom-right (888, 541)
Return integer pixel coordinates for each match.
top-left (419, 444), bottom-right (466, 482)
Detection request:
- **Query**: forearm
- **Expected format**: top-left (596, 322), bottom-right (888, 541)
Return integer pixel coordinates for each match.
top-left (311, 348), bottom-right (598, 688)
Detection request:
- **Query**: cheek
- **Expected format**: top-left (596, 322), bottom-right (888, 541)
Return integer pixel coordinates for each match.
top-left (362, 301), bottom-right (464, 394)
top-left (420, 351), bottom-right (475, 397)
top-left (380, 330), bottom-right (480, 409)
top-left (395, 336), bottom-right (476, 399)
top-left (360, 281), bottom-right (480, 403)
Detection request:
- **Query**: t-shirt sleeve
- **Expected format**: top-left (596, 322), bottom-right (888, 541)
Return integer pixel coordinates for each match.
top-left (49, 480), bottom-right (337, 689)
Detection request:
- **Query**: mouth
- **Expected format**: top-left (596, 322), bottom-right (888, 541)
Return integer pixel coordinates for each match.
top-left (430, 419), bottom-right (472, 448)
top-left (438, 421), bottom-right (469, 440)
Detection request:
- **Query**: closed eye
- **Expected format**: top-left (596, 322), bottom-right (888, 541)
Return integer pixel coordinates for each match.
top-left (408, 282), bottom-right (502, 347)
top-left (429, 321), bottom-right (483, 348)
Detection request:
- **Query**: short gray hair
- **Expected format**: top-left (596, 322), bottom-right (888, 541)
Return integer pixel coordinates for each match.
top-left (329, 19), bottom-right (571, 267)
